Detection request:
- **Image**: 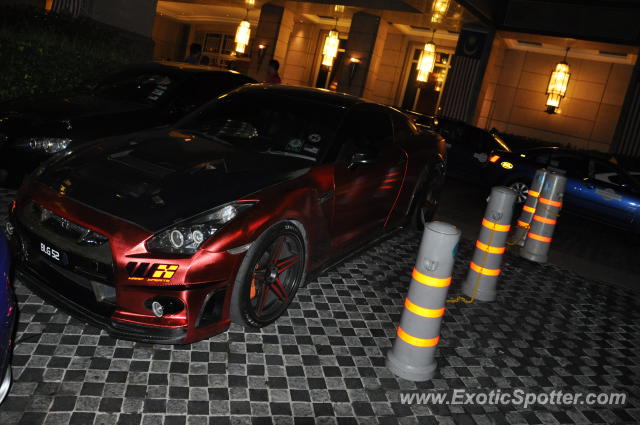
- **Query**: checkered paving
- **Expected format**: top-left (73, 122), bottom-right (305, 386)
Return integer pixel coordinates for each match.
top-left (1, 187), bottom-right (639, 425)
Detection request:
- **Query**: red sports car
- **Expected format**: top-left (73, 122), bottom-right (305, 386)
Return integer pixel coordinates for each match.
top-left (8, 85), bottom-right (446, 344)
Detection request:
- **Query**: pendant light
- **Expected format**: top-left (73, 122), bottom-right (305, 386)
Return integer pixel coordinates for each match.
top-left (235, 9), bottom-right (251, 54)
top-left (417, 30), bottom-right (437, 82)
top-left (322, 16), bottom-right (340, 67)
top-left (545, 47), bottom-right (571, 114)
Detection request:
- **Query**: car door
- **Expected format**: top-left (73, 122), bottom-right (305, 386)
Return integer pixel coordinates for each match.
top-left (331, 105), bottom-right (405, 248)
top-left (584, 159), bottom-right (639, 226)
top-left (547, 152), bottom-right (592, 215)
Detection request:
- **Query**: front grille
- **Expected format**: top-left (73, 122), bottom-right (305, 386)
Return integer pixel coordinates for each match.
top-left (16, 203), bottom-right (115, 305)
top-left (32, 203), bottom-right (108, 246)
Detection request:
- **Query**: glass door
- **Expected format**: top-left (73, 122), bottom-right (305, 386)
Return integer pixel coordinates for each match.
top-left (315, 35), bottom-right (347, 91)
top-left (401, 46), bottom-right (452, 116)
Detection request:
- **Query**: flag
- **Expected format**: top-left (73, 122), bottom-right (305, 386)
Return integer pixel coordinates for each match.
top-left (51, 0), bottom-right (85, 18)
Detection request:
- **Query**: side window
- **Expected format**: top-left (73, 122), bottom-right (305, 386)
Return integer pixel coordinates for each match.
top-left (548, 154), bottom-right (589, 179)
top-left (341, 108), bottom-right (394, 154)
top-left (391, 111), bottom-right (416, 141)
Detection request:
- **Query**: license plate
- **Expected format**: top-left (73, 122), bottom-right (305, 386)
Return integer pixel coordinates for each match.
top-left (39, 241), bottom-right (69, 265)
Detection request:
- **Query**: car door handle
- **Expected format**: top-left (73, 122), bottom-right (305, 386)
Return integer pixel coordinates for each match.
top-left (318, 189), bottom-right (334, 204)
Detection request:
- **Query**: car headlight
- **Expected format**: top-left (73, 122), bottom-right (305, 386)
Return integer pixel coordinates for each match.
top-left (146, 202), bottom-right (256, 255)
top-left (22, 137), bottom-right (72, 154)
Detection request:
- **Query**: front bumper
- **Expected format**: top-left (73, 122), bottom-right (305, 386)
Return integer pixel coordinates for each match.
top-left (16, 264), bottom-right (189, 344)
top-left (10, 185), bottom-right (247, 344)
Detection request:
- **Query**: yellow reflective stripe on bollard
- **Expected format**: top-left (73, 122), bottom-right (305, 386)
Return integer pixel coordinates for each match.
top-left (539, 197), bottom-right (562, 207)
top-left (533, 215), bottom-right (557, 225)
top-left (523, 205), bottom-right (535, 213)
top-left (517, 220), bottom-right (529, 228)
top-left (528, 232), bottom-right (552, 243)
top-left (469, 261), bottom-right (501, 276)
top-left (411, 268), bottom-right (451, 287)
top-left (528, 190), bottom-right (540, 198)
top-left (397, 327), bottom-right (440, 347)
top-left (475, 240), bottom-right (506, 254)
top-left (404, 298), bottom-right (445, 318)
top-left (481, 218), bottom-right (510, 232)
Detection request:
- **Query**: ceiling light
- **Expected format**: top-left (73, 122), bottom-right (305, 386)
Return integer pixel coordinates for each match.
top-left (545, 48), bottom-right (571, 114)
top-left (417, 41), bottom-right (436, 82)
top-left (235, 20), bottom-right (251, 53)
top-left (431, 0), bottom-right (450, 23)
top-left (322, 29), bottom-right (340, 67)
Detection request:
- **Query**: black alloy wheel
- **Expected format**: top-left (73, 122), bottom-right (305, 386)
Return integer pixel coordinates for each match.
top-left (230, 223), bottom-right (305, 328)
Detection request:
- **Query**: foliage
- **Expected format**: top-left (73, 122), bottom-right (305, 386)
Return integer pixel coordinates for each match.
top-left (0, 6), bottom-right (149, 102)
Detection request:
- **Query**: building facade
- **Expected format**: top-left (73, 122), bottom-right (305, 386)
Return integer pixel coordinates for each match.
top-left (35, 0), bottom-right (640, 157)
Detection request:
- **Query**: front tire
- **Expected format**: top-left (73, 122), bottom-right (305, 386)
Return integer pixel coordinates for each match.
top-left (229, 222), bottom-right (305, 328)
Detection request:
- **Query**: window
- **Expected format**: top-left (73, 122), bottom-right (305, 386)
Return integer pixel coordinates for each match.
top-left (340, 108), bottom-right (394, 154)
top-left (391, 110), bottom-right (417, 141)
top-left (177, 91), bottom-right (344, 162)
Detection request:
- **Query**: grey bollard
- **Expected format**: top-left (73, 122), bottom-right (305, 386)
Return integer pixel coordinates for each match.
top-left (461, 186), bottom-right (516, 302)
top-left (510, 169), bottom-right (548, 247)
top-left (386, 221), bottom-right (461, 382)
top-left (520, 172), bottom-right (566, 263)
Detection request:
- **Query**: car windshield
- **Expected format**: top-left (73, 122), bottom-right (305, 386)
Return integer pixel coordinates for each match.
top-left (176, 91), bottom-right (345, 162)
top-left (93, 70), bottom-right (177, 104)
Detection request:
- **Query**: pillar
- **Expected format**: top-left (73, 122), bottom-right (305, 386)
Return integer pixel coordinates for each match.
top-left (439, 25), bottom-right (495, 123)
top-left (337, 11), bottom-right (383, 98)
top-left (248, 3), bottom-right (294, 82)
top-left (611, 58), bottom-right (640, 158)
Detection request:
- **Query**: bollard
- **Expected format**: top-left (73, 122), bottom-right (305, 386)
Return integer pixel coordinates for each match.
top-left (520, 172), bottom-right (566, 263)
top-left (509, 169), bottom-right (548, 247)
top-left (461, 186), bottom-right (516, 302)
top-left (386, 221), bottom-right (461, 382)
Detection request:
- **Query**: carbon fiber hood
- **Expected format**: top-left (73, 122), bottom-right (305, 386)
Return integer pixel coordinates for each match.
top-left (35, 129), bottom-right (311, 232)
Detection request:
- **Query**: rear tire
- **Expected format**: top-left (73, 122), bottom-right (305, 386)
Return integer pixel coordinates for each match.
top-left (410, 164), bottom-right (445, 231)
top-left (229, 222), bottom-right (306, 329)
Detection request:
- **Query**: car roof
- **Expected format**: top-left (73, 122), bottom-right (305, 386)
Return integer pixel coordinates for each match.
top-left (232, 84), bottom-right (367, 109)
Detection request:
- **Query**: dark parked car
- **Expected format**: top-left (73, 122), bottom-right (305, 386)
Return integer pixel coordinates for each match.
top-left (0, 61), bottom-right (255, 185)
top-left (405, 112), bottom-right (512, 179)
top-left (9, 85), bottom-right (446, 344)
top-left (0, 233), bottom-right (16, 405)
top-left (484, 147), bottom-right (640, 231)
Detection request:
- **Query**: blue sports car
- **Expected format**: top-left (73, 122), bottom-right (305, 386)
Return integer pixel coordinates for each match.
top-left (0, 232), bottom-right (16, 405)
top-left (484, 147), bottom-right (640, 232)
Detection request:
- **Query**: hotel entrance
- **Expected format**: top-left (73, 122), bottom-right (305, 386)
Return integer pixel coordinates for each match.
top-left (401, 44), bottom-right (452, 116)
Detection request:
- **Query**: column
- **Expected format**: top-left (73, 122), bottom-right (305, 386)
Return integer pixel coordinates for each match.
top-left (248, 3), bottom-right (294, 82)
top-left (337, 11), bottom-right (383, 98)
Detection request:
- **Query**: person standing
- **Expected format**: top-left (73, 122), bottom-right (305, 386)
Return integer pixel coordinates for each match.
top-left (265, 59), bottom-right (282, 84)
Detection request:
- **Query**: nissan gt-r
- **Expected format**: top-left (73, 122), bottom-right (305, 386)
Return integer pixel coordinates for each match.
top-left (8, 85), bottom-right (446, 344)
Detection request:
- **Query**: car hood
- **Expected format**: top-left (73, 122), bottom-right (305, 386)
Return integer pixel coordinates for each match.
top-left (0, 93), bottom-right (151, 137)
top-left (34, 129), bottom-right (312, 232)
